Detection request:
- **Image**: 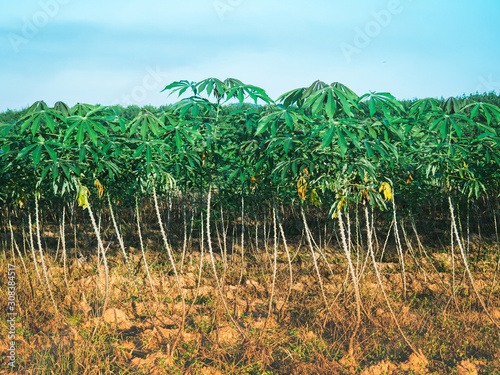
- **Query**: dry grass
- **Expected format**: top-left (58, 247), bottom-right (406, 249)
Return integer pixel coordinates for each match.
top-left (1, 242), bottom-right (500, 374)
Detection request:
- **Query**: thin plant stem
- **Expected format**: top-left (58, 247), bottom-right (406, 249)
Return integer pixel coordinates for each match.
top-left (301, 206), bottom-right (329, 309)
top-left (152, 184), bottom-right (186, 354)
top-left (275, 201), bottom-right (293, 317)
top-left (35, 196), bottom-right (59, 315)
top-left (365, 205), bottom-right (417, 353)
top-left (449, 195), bottom-right (500, 329)
top-left (392, 196), bottom-right (407, 299)
top-left (136, 196), bottom-right (158, 302)
top-left (86, 200), bottom-right (110, 338)
top-left (338, 208), bottom-right (361, 356)
top-left (206, 186), bottom-right (246, 338)
top-left (61, 206), bottom-right (71, 296)
top-left (28, 212), bottom-right (44, 289)
top-left (262, 203), bottom-right (278, 332)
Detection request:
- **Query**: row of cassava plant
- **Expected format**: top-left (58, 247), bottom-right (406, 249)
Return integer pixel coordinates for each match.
top-left (1, 78), bottom-right (500, 357)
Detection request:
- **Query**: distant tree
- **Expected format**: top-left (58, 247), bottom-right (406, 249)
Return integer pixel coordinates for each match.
top-left (0, 108), bottom-right (29, 124)
top-left (108, 105), bottom-right (141, 120)
top-left (468, 92), bottom-right (500, 107)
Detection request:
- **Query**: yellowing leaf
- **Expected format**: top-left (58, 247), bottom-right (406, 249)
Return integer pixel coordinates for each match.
top-left (360, 189), bottom-right (370, 203)
top-left (379, 182), bottom-right (392, 201)
top-left (15, 197), bottom-right (24, 208)
top-left (77, 186), bottom-right (90, 210)
top-left (310, 188), bottom-right (321, 207)
top-left (297, 176), bottom-right (307, 201)
top-left (406, 173), bottom-right (413, 184)
top-left (94, 179), bottom-right (104, 198)
top-left (333, 196), bottom-right (345, 218)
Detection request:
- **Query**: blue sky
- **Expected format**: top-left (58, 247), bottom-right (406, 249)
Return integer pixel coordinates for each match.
top-left (1, 0), bottom-right (499, 111)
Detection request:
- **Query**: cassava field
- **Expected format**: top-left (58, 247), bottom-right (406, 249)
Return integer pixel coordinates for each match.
top-left (1, 79), bottom-right (500, 374)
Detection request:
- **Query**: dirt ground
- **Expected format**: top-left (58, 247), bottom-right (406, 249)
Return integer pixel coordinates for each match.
top-left (2, 247), bottom-right (500, 374)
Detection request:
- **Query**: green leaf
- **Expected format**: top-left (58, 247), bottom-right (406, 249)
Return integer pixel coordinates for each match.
top-left (429, 117), bottom-right (443, 132)
top-left (450, 118), bottom-right (462, 139)
top-left (368, 127), bottom-right (378, 139)
top-left (283, 111), bottom-right (294, 130)
top-left (291, 160), bottom-right (298, 176)
top-left (17, 143), bottom-right (37, 159)
top-left (228, 167), bottom-right (242, 183)
top-left (325, 91), bottom-right (336, 119)
top-left (364, 140), bottom-right (374, 158)
top-left (372, 144), bottom-right (388, 158)
top-left (322, 124), bottom-right (336, 148)
top-left (146, 145), bottom-right (152, 166)
top-left (44, 145), bottom-right (58, 163)
top-left (33, 144), bottom-right (42, 167)
top-left (175, 130), bottom-right (182, 150)
top-left (256, 112), bottom-right (279, 136)
top-left (141, 118), bottom-right (148, 138)
top-left (44, 113), bottom-right (56, 132)
top-left (440, 121), bottom-right (448, 141)
top-left (31, 115), bottom-right (41, 136)
top-left (77, 123), bottom-right (85, 146)
top-left (130, 117), bottom-right (141, 135)
top-left (485, 108), bottom-right (492, 124)
top-left (239, 170), bottom-right (246, 184)
top-left (52, 164), bottom-right (59, 181)
top-left (192, 103), bottom-right (199, 118)
top-left (86, 123), bottom-right (98, 146)
top-left (180, 129), bottom-right (194, 144)
top-left (311, 93), bottom-right (325, 115)
top-left (342, 125), bottom-right (361, 149)
top-left (337, 128), bottom-right (347, 157)
top-left (41, 165), bottom-right (50, 181)
top-left (336, 90), bottom-right (354, 117)
top-left (61, 164), bottom-right (70, 180)
top-left (178, 102), bottom-right (191, 118)
top-left (133, 143), bottom-right (146, 158)
top-left (280, 163), bottom-right (290, 180)
top-left (79, 147), bottom-right (86, 162)
top-left (471, 104), bottom-right (480, 119)
top-left (149, 117), bottom-right (159, 136)
top-left (369, 98), bottom-right (377, 117)
top-left (284, 138), bottom-right (293, 154)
